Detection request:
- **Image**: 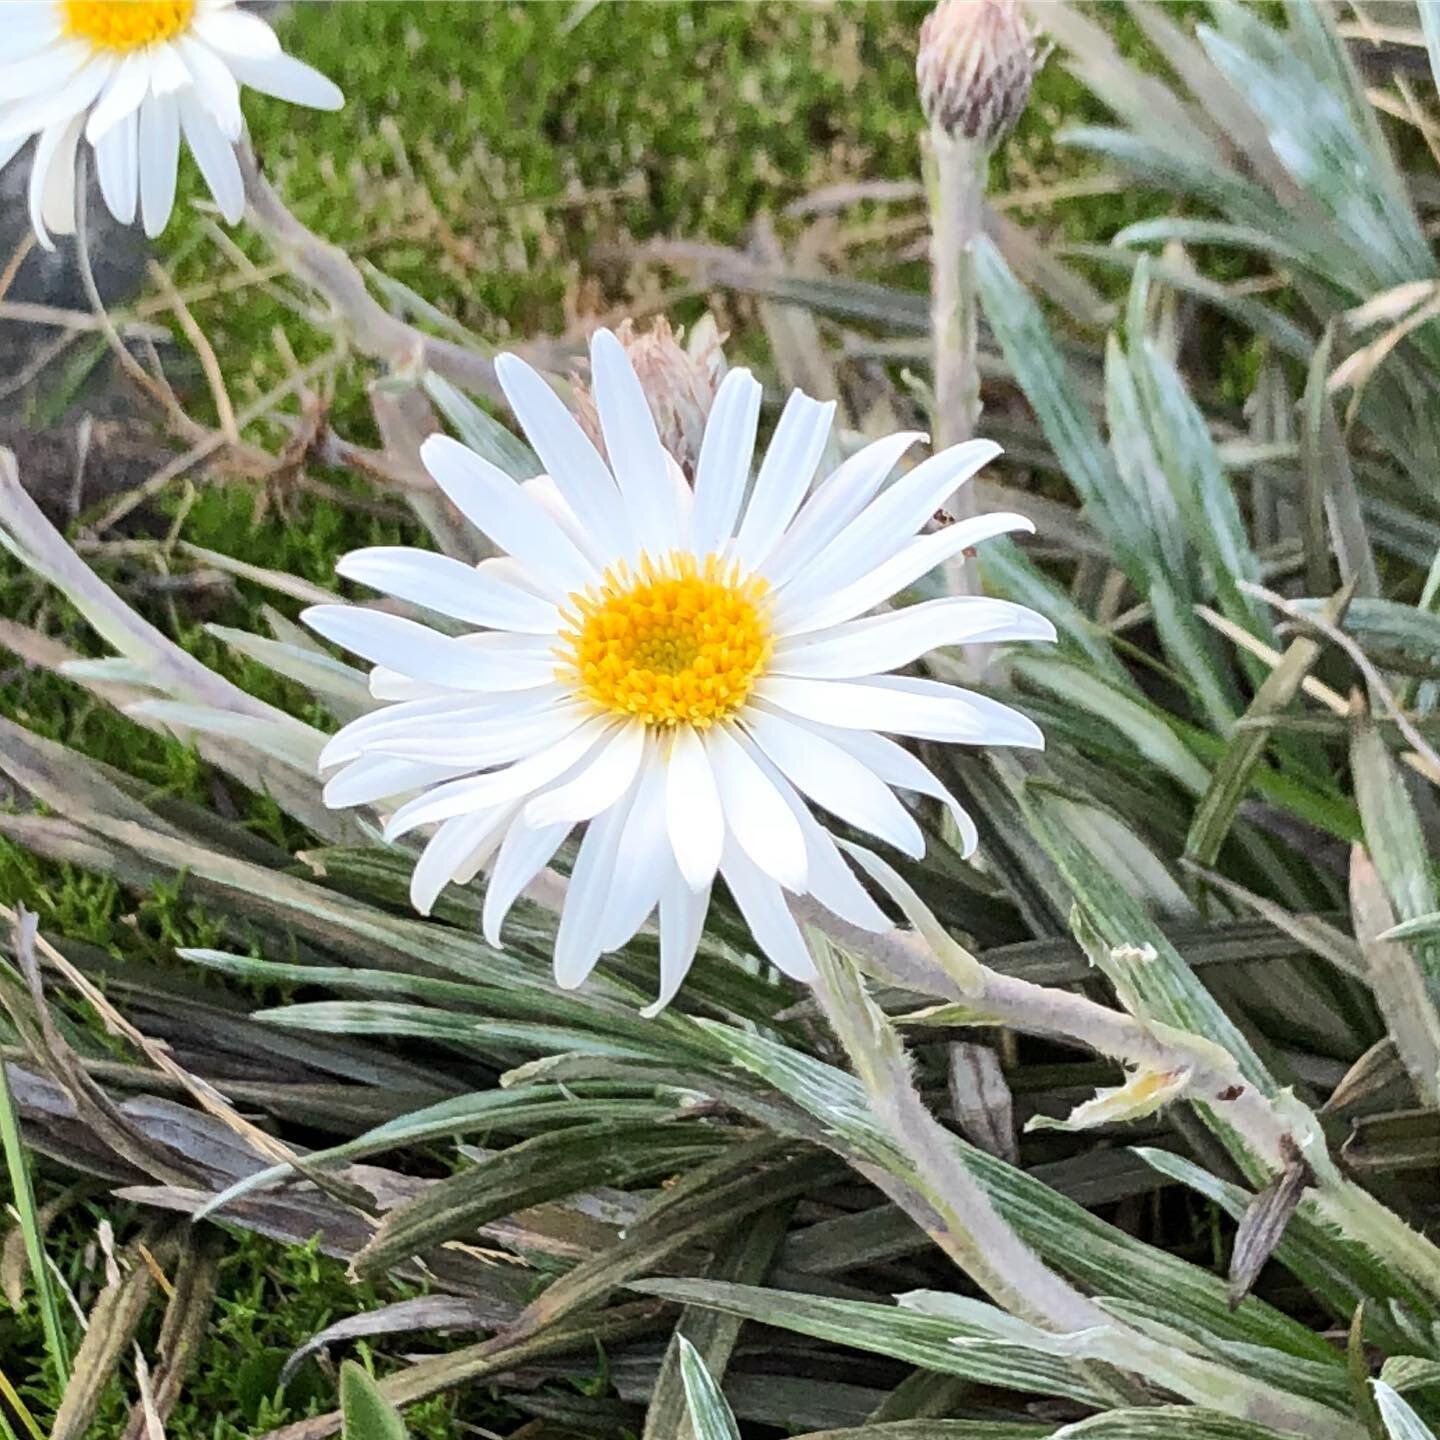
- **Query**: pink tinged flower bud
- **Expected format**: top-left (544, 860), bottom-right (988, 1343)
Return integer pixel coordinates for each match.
top-left (573, 317), bottom-right (727, 479)
top-left (917, 0), bottom-right (1039, 149)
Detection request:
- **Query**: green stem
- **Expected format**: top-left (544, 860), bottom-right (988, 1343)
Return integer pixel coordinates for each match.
top-left (0, 1060), bottom-right (70, 1387)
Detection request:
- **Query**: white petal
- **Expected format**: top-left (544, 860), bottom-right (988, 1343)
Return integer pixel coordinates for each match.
top-left (762, 430), bottom-right (925, 588)
top-left (93, 106), bottom-right (139, 224)
top-left (773, 512), bottom-right (1035, 636)
top-left (704, 724), bottom-right (807, 891)
top-left (732, 391), bottom-right (834, 569)
top-left (690, 367), bottom-right (762, 555)
top-left (193, 7), bottom-right (282, 59)
top-left (589, 328), bottom-right (677, 554)
top-left (223, 50), bottom-right (343, 110)
top-left (174, 38), bottom-right (242, 139)
top-left (553, 780), bottom-right (639, 989)
top-left (85, 52), bottom-right (151, 142)
top-left (28, 114), bottom-right (82, 247)
top-left (756, 759), bottom-right (891, 932)
top-left (772, 597), bottom-right (1055, 679)
top-left (411, 808), bottom-right (512, 916)
top-left (521, 476), bottom-right (609, 570)
top-left (494, 352), bottom-right (629, 560)
top-left (642, 866), bottom-right (710, 1016)
top-left (303, 605), bottom-right (556, 693)
top-left (792, 439), bottom-right (999, 598)
top-left (780, 714), bottom-right (979, 857)
top-left (0, 11), bottom-right (64, 60)
top-left (522, 722), bottom-right (646, 828)
top-left (383, 718), bottom-right (615, 841)
top-left (482, 815), bottom-right (572, 946)
top-left (177, 91), bottom-right (242, 222)
top-left (369, 668), bottom-right (445, 702)
top-left (322, 754), bottom-right (473, 809)
top-left (138, 90), bottom-right (180, 238)
top-left (420, 435), bottom-right (596, 597)
top-left (666, 724), bottom-right (722, 891)
top-left (479, 555), bottom-right (552, 600)
top-left (596, 757), bottom-right (669, 951)
top-left (364, 703), bottom-right (591, 768)
top-left (757, 675), bottom-right (1045, 748)
top-left (719, 840), bottom-right (815, 982)
top-left (320, 688), bottom-right (564, 767)
top-left (145, 41), bottom-right (191, 96)
top-left (0, 46), bottom-right (104, 132)
top-left (336, 547), bottom-right (560, 633)
top-left (740, 706), bottom-right (924, 858)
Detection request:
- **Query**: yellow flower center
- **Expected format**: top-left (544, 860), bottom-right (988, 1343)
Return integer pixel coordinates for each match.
top-left (64, 0), bottom-right (195, 52)
top-left (558, 553), bottom-right (772, 728)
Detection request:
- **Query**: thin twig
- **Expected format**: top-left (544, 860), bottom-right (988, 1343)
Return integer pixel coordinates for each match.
top-left (2, 904), bottom-right (296, 1171)
top-left (83, 349), bottom-right (340, 535)
top-left (239, 145), bottom-right (508, 400)
top-left (0, 233), bottom-right (35, 305)
top-left (73, 169), bottom-right (208, 443)
top-left (145, 259), bottom-right (239, 442)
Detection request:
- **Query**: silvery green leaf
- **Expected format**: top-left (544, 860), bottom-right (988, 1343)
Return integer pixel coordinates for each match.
top-left (678, 1337), bottom-right (741, 1440)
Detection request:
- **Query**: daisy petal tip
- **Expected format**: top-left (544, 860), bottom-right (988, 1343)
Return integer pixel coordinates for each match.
top-left (417, 432), bottom-right (455, 471)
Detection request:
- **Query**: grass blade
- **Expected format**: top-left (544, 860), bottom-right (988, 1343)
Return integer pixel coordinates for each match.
top-left (678, 1336), bottom-right (742, 1440)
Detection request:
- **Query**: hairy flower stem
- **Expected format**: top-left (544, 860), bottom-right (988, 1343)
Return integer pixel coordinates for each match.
top-left (925, 131), bottom-right (988, 621)
top-left (807, 936), bottom-right (1364, 1439)
top-left (795, 896), bottom-right (1440, 1315)
top-left (810, 938), bottom-right (1114, 1329)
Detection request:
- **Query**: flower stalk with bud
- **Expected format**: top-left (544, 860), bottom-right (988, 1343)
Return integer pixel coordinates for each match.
top-left (917, 0), bottom-right (1040, 598)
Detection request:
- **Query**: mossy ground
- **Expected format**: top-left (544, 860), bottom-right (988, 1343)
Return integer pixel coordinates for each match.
top-left (0, 3), bottom-right (1162, 1433)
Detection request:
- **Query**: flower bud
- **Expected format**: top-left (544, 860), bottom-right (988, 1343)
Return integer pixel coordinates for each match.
top-left (573, 316), bottom-right (726, 479)
top-left (917, 0), bottom-right (1039, 150)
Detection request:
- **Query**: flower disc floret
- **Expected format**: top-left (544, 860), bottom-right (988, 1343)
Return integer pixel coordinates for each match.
top-left (559, 553), bottom-right (771, 727)
top-left (64, 0), bottom-right (195, 51)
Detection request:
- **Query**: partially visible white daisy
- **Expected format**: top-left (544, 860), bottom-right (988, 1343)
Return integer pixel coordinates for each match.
top-left (306, 330), bottom-right (1053, 1011)
top-left (0, 0), bottom-right (342, 247)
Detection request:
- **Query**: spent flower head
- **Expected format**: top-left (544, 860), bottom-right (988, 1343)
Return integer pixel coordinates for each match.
top-left (573, 316), bottom-right (726, 481)
top-left (0, 0), bottom-right (343, 247)
top-left (307, 329), bottom-right (1052, 1012)
top-left (917, 0), bottom-right (1039, 150)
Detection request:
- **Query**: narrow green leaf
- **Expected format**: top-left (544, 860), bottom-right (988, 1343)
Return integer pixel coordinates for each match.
top-left (1423, 0), bottom-right (1440, 93)
top-left (677, 1337), bottom-right (741, 1440)
top-left (354, 1122), bottom-right (730, 1279)
top-left (0, 1060), bottom-right (69, 1385)
top-left (1352, 718), bottom-right (1440, 988)
top-left (340, 1361), bottom-right (410, 1440)
top-left (422, 372), bottom-right (539, 480)
top-left (1373, 1381), bottom-right (1440, 1440)
top-left (1302, 329), bottom-right (1378, 597)
top-left (1055, 1410), bottom-right (1310, 1439)
top-left (1185, 586), bottom-right (1347, 866)
top-left (972, 237), bottom-right (1142, 581)
top-left (631, 1280), bottom-right (1108, 1405)
top-left (792, 1426), bottom-right (1048, 1440)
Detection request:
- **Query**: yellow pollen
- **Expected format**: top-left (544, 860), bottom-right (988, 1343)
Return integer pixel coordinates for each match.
top-left (64, 0), bottom-right (195, 52)
top-left (558, 553), bottom-right (772, 728)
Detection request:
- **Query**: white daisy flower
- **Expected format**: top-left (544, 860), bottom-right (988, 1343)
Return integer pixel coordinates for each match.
top-left (0, 0), bottom-right (342, 247)
top-left (306, 330), bottom-right (1053, 1011)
